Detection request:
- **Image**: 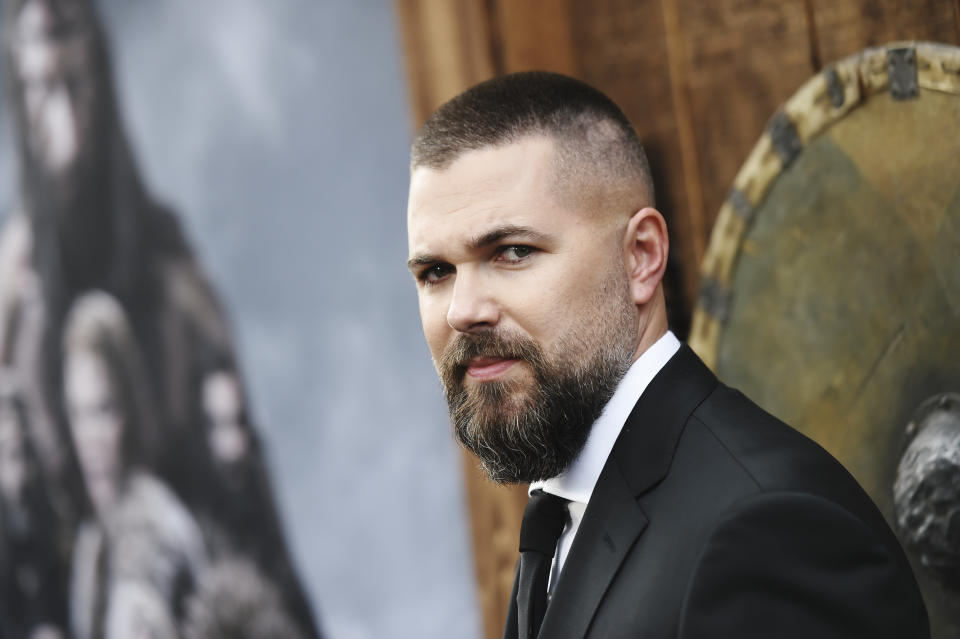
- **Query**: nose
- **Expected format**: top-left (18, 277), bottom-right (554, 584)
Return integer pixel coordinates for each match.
top-left (446, 271), bottom-right (499, 333)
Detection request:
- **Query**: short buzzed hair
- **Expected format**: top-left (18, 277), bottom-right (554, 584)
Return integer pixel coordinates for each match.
top-left (411, 71), bottom-right (655, 209)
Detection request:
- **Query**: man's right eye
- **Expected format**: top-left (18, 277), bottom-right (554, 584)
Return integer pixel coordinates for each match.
top-left (420, 263), bottom-right (454, 285)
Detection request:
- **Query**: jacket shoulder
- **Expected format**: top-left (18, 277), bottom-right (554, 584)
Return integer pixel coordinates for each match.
top-left (677, 490), bottom-right (930, 639)
top-left (680, 383), bottom-right (912, 569)
top-left (691, 385), bottom-right (872, 503)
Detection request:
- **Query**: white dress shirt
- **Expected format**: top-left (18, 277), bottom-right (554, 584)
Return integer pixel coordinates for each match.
top-left (529, 330), bottom-right (681, 587)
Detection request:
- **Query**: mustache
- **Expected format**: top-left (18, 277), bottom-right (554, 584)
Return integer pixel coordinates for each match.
top-left (439, 331), bottom-right (544, 383)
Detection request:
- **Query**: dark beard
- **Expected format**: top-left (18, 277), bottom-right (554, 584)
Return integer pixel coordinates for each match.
top-left (440, 330), bottom-right (631, 485)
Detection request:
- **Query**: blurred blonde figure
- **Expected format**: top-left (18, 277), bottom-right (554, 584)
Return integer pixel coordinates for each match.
top-left (63, 291), bottom-right (207, 639)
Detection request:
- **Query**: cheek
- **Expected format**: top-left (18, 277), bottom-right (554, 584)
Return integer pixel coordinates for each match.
top-left (504, 263), bottom-right (594, 327)
top-left (419, 296), bottom-right (450, 357)
top-left (511, 258), bottom-right (624, 345)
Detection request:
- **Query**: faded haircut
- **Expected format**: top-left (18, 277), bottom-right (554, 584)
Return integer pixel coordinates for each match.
top-left (411, 71), bottom-right (655, 208)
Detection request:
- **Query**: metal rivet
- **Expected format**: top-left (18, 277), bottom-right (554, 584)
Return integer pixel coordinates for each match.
top-left (825, 67), bottom-right (845, 108)
top-left (767, 111), bottom-right (802, 167)
top-left (887, 47), bottom-right (919, 100)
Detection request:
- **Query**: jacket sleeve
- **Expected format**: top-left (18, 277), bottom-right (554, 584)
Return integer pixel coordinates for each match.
top-left (677, 491), bottom-right (929, 639)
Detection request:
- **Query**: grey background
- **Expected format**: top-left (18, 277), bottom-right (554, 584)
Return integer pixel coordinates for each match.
top-left (0, 1), bottom-right (481, 638)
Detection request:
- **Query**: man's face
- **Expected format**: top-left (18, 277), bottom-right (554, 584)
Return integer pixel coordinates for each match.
top-left (407, 136), bottom-right (637, 483)
top-left (64, 349), bottom-right (123, 487)
top-left (9, 0), bottom-right (99, 186)
top-left (201, 371), bottom-right (251, 468)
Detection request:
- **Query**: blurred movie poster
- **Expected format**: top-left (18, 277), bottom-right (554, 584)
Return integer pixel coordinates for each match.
top-left (0, 0), bottom-right (321, 637)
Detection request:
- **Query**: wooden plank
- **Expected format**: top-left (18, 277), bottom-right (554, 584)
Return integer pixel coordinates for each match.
top-left (812, 0), bottom-right (960, 66)
top-left (492, 0), bottom-right (578, 74)
top-left (662, 0), bottom-right (708, 295)
top-left (956, 0), bottom-right (960, 42)
top-left (803, 0), bottom-right (825, 70)
top-left (568, 0), bottom-right (702, 315)
top-left (671, 0), bottom-right (817, 261)
top-left (395, 0), bottom-right (497, 128)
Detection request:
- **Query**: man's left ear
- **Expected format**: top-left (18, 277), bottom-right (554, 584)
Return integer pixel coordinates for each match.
top-left (623, 207), bottom-right (669, 305)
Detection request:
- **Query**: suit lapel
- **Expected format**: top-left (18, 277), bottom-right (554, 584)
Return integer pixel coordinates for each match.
top-left (502, 561), bottom-right (520, 639)
top-left (612, 345), bottom-right (719, 495)
top-left (537, 345), bottom-right (718, 638)
top-left (537, 460), bottom-right (648, 638)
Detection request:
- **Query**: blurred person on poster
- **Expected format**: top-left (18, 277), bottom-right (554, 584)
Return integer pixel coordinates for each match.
top-left (183, 558), bottom-right (308, 639)
top-left (0, 0), bottom-right (233, 510)
top-left (0, 2), bottom-right (320, 635)
top-left (177, 353), bottom-right (318, 639)
top-left (0, 374), bottom-right (67, 639)
top-left (63, 291), bottom-right (207, 639)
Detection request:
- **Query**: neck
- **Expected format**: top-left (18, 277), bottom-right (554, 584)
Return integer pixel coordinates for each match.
top-left (631, 293), bottom-right (669, 363)
top-left (88, 473), bottom-right (122, 521)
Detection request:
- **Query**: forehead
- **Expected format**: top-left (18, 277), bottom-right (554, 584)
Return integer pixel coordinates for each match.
top-left (407, 136), bottom-right (565, 253)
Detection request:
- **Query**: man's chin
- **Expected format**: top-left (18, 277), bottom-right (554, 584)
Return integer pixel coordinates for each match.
top-left (475, 451), bottom-right (577, 486)
top-left (453, 411), bottom-right (588, 486)
top-left (459, 396), bottom-right (541, 441)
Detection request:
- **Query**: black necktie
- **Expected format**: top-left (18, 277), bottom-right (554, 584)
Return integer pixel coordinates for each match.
top-left (517, 489), bottom-right (569, 639)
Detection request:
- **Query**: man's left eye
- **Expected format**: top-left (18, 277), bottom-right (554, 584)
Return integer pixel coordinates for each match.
top-left (500, 246), bottom-right (534, 262)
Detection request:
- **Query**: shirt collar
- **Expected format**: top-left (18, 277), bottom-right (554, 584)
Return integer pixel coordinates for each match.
top-left (530, 330), bottom-right (681, 505)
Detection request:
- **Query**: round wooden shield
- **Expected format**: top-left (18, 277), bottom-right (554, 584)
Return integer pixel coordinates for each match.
top-left (689, 42), bottom-right (960, 635)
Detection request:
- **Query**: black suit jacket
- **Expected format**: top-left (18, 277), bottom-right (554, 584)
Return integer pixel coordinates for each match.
top-left (503, 345), bottom-right (929, 639)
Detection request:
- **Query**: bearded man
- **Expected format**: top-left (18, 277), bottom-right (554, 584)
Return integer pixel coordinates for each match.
top-left (406, 72), bottom-right (929, 639)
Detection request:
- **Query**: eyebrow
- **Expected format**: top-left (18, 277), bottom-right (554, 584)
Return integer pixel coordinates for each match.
top-left (468, 224), bottom-right (548, 250)
top-left (406, 254), bottom-right (440, 271)
top-left (407, 224), bottom-right (550, 271)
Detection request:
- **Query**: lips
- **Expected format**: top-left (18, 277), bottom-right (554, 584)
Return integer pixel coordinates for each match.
top-left (465, 356), bottom-right (519, 381)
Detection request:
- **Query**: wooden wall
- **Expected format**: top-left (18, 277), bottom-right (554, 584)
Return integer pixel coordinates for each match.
top-left (395, 2), bottom-right (960, 637)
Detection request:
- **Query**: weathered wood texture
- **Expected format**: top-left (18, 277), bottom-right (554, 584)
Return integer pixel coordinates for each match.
top-left (396, 0), bottom-right (496, 128)
top-left (394, 2), bottom-right (960, 638)
top-left (811, 0), bottom-right (960, 65)
top-left (492, 1), bottom-right (578, 74)
top-left (568, 0), bottom-right (701, 333)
